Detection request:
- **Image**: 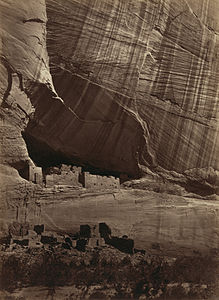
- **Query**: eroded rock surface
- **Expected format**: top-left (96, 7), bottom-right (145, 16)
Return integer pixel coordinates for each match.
top-left (43, 0), bottom-right (219, 177)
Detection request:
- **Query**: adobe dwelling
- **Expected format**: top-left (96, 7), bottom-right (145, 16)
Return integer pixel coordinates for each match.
top-left (79, 172), bottom-right (120, 190)
top-left (44, 164), bottom-right (120, 190)
top-left (75, 223), bottom-right (133, 253)
top-left (44, 165), bottom-right (82, 187)
top-left (18, 163), bottom-right (120, 190)
top-left (19, 165), bottom-right (43, 185)
top-left (86, 224), bottom-right (105, 248)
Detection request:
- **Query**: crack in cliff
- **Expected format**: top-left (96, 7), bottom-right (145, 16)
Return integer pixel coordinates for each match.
top-left (51, 91), bottom-right (121, 126)
top-left (148, 89), bottom-right (218, 124)
top-left (0, 58), bottom-right (34, 122)
top-left (1, 57), bottom-right (24, 101)
top-left (183, 0), bottom-right (204, 27)
top-left (143, 96), bottom-right (216, 128)
top-left (168, 11), bottom-right (184, 26)
top-left (30, 35), bottom-right (43, 46)
top-left (2, 65), bottom-right (12, 102)
top-left (183, 0), bottom-right (219, 35)
top-left (150, 93), bottom-right (182, 109)
top-left (152, 3), bottom-right (216, 64)
top-left (23, 18), bottom-right (45, 24)
top-left (50, 64), bottom-right (142, 121)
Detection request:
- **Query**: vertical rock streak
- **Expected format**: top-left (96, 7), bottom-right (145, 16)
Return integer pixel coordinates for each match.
top-left (0, 0), bottom-right (218, 179)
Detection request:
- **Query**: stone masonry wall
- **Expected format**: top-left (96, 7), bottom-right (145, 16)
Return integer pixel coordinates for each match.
top-left (83, 172), bottom-right (120, 190)
top-left (45, 165), bottom-right (82, 187)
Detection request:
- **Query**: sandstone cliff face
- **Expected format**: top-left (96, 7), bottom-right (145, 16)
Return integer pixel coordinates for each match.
top-left (0, 0), bottom-right (219, 182)
top-left (0, 0), bottom-right (54, 182)
top-left (1, 3), bottom-right (219, 296)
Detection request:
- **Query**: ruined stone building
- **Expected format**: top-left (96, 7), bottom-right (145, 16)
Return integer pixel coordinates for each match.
top-left (44, 164), bottom-right (120, 190)
top-left (44, 165), bottom-right (82, 188)
top-left (19, 163), bottom-right (120, 190)
top-left (19, 165), bottom-right (43, 185)
top-left (79, 172), bottom-right (120, 190)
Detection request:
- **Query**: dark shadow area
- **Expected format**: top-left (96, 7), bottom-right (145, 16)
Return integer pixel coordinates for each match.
top-left (18, 165), bottom-right (30, 181)
top-left (106, 236), bottom-right (134, 254)
top-left (99, 223), bottom-right (134, 254)
top-left (76, 239), bottom-right (87, 252)
top-left (21, 131), bottom-right (122, 180)
top-left (34, 225), bottom-right (44, 235)
top-left (182, 180), bottom-right (216, 197)
top-left (22, 131), bottom-right (73, 169)
top-left (80, 225), bottom-right (91, 238)
top-left (99, 223), bottom-right (111, 238)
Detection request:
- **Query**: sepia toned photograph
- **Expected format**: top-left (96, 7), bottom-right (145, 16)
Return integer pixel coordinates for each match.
top-left (0, 0), bottom-right (218, 299)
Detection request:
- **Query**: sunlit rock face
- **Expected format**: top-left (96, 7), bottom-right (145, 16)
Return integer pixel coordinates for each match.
top-left (0, 0), bottom-right (55, 179)
top-left (0, 0), bottom-right (219, 180)
top-left (43, 0), bottom-right (219, 177)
